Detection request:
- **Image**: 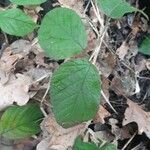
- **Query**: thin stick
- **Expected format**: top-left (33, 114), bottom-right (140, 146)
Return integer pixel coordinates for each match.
top-left (90, 0), bottom-right (104, 28)
top-left (92, 26), bottom-right (108, 64)
top-left (32, 73), bottom-right (51, 84)
top-left (101, 90), bottom-right (118, 114)
top-left (41, 81), bottom-right (50, 103)
top-left (40, 106), bottom-right (48, 117)
top-left (121, 132), bottom-right (137, 150)
top-left (83, 0), bottom-right (91, 15)
top-left (88, 21), bottom-right (100, 37)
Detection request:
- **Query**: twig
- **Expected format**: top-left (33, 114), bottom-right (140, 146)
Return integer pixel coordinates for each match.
top-left (131, 143), bottom-right (142, 150)
top-left (121, 132), bottom-right (137, 150)
top-left (40, 106), bottom-right (48, 117)
top-left (89, 0), bottom-right (110, 64)
top-left (90, 26), bottom-right (108, 64)
top-left (41, 81), bottom-right (50, 104)
top-left (90, 0), bottom-right (104, 28)
top-left (0, 43), bottom-right (7, 59)
top-left (88, 21), bottom-right (100, 37)
top-left (101, 90), bottom-right (118, 114)
top-left (83, 0), bottom-right (91, 15)
top-left (32, 73), bottom-right (51, 84)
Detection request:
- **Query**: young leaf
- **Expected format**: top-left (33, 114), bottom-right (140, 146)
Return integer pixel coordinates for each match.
top-left (0, 8), bottom-right (36, 36)
top-left (38, 8), bottom-right (87, 59)
top-left (50, 59), bottom-right (101, 127)
top-left (73, 137), bottom-right (99, 150)
top-left (100, 143), bottom-right (117, 150)
top-left (138, 37), bottom-right (150, 55)
top-left (0, 104), bottom-right (43, 139)
top-left (10, 0), bottom-right (47, 5)
top-left (97, 0), bottom-right (148, 19)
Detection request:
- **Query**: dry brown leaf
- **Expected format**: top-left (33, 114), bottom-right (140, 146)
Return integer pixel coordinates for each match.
top-left (34, 52), bottom-right (46, 66)
top-left (116, 41), bottom-right (129, 60)
top-left (101, 76), bottom-right (110, 100)
top-left (58, 0), bottom-right (78, 6)
top-left (0, 74), bottom-right (32, 110)
top-left (24, 6), bottom-right (42, 23)
top-left (0, 47), bottom-right (22, 84)
top-left (58, 0), bottom-right (84, 17)
top-left (37, 116), bottom-right (86, 150)
top-left (85, 29), bottom-right (97, 53)
top-left (26, 68), bottom-right (51, 82)
top-left (0, 47), bottom-right (22, 72)
top-left (36, 138), bottom-right (50, 150)
top-left (123, 100), bottom-right (150, 138)
top-left (108, 118), bottom-right (133, 140)
top-left (134, 57), bottom-right (146, 73)
top-left (146, 59), bottom-right (150, 70)
top-left (97, 53), bottom-right (116, 77)
top-left (10, 40), bottom-right (32, 56)
top-left (93, 105), bottom-right (110, 124)
top-left (111, 76), bottom-right (136, 96)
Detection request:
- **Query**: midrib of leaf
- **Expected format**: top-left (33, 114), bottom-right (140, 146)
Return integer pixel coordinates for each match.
top-left (52, 66), bottom-right (88, 97)
top-left (53, 79), bottom-right (84, 98)
top-left (10, 0), bottom-right (46, 5)
top-left (75, 66), bottom-right (91, 119)
top-left (0, 118), bottom-right (43, 137)
top-left (53, 65), bottom-right (88, 84)
top-left (47, 14), bottom-right (84, 50)
top-left (68, 16), bottom-right (84, 50)
top-left (63, 25), bottom-right (84, 50)
top-left (60, 66), bottom-right (91, 122)
top-left (108, 0), bottom-right (134, 16)
top-left (0, 15), bottom-right (35, 26)
top-left (100, 0), bottom-right (148, 20)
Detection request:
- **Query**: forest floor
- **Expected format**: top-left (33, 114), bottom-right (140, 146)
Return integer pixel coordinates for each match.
top-left (0, 0), bottom-right (150, 150)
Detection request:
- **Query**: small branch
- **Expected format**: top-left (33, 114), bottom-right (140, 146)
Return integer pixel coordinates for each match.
top-left (121, 132), bottom-right (137, 150)
top-left (101, 90), bottom-right (118, 114)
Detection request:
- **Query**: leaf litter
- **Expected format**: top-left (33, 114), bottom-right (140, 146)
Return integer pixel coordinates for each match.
top-left (37, 116), bottom-right (86, 150)
top-left (123, 100), bottom-right (150, 139)
top-left (0, 0), bottom-right (150, 149)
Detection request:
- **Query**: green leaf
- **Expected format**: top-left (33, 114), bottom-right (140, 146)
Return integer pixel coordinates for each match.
top-left (73, 137), bottom-right (99, 150)
top-left (97, 0), bottom-right (148, 19)
top-left (100, 143), bottom-right (117, 150)
top-left (0, 8), bottom-right (36, 36)
top-left (38, 8), bottom-right (87, 60)
top-left (138, 37), bottom-right (150, 55)
top-left (10, 0), bottom-right (47, 5)
top-left (50, 59), bottom-right (101, 127)
top-left (0, 104), bottom-right (43, 139)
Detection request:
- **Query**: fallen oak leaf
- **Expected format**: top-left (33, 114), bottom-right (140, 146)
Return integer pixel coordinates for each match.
top-left (10, 39), bottom-right (32, 56)
top-left (0, 47), bottom-right (22, 85)
top-left (37, 116), bottom-right (86, 150)
top-left (58, 0), bottom-right (78, 6)
top-left (0, 47), bottom-right (22, 78)
top-left (0, 74), bottom-right (32, 110)
top-left (123, 100), bottom-right (150, 138)
top-left (58, 0), bottom-right (84, 17)
top-left (146, 59), bottom-right (150, 70)
top-left (93, 105), bottom-right (110, 124)
top-left (36, 137), bottom-right (50, 150)
top-left (116, 41), bottom-right (129, 60)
